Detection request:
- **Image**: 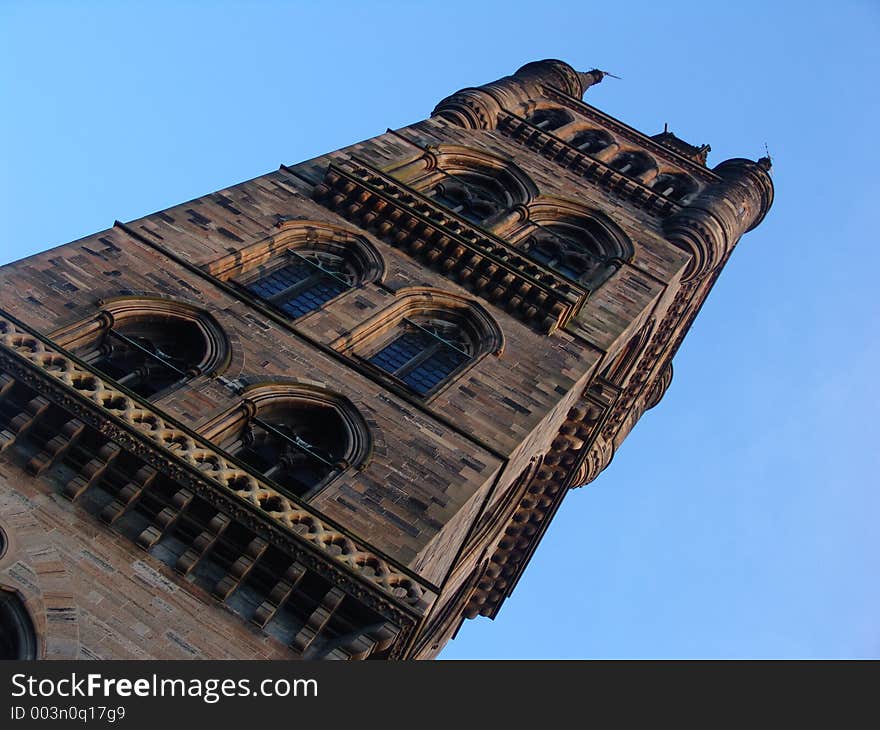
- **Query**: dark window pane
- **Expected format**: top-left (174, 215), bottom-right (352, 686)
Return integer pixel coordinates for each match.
top-left (234, 414), bottom-right (341, 499)
top-left (90, 330), bottom-right (193, 400)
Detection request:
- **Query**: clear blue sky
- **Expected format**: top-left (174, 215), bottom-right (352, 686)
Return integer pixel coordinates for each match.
top-left (1, 1), bottom-right (878, 659)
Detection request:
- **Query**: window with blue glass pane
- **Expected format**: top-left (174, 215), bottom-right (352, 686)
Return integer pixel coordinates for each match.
top-left (240, 250), bottom-right (353, 319)
top-left (368, 318), bottom-right (472, 396)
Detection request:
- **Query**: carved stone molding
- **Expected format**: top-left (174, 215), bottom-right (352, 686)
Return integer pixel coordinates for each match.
top-left (313, 161), bottom-right (588, 333)
top-left (644, 361), bottom-right (673, 411)
top-left (497, 112), bottom-right (681, 217)
top-left (432, 88), bottom-right (501, 130)
top-left (0, 311), bottom-right (437, 623)
top-left (599, 283), bottom-right (696, 442)
top-left (459, 280), bottom-right (698, 621)
top-left (541, 87), bottom-right (721, 183)
top-left (464, 381), bottom-right (617, 619)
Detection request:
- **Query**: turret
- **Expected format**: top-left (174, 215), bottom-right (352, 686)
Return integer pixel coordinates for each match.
top-left (664, 157), bottom-right (774, 279)
top-left (432, 59), bottom-right (604, 130)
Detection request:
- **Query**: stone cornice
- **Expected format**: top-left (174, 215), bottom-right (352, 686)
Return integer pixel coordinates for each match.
top-left (313, 160), bottom-right (589, 333)
top-left (0, 310), bottom-right (437, 627)
top-left (462, 278), bottom-right (702, 620)
top-left (464, 378), bottom-right (620, 619)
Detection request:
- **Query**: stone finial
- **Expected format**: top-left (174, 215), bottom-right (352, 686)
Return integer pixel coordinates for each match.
top-left (577, 69), bottom-right (605, 95)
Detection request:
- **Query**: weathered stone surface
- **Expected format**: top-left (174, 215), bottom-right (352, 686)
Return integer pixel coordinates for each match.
top-left (0, 58), bottom-right (771, 659)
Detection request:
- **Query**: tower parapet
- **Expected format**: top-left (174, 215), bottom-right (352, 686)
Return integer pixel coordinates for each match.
top-left (664, 157), bottom-right (774, 279)
top-left (432, 58), bottom-right (604, 130)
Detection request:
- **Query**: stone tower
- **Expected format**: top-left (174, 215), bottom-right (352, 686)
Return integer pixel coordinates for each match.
top-left (0, 59), bottom-right (772, 659)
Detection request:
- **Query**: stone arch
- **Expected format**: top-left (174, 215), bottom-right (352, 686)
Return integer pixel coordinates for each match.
top-left (524, 106), bottom-right (574, 132)
top-left (524, 198), bottom-right (634, 260)
top-left (651, 172), bottom-right (699, 202)
top-left (205, 220), bottom-right (385, 321)
top-left (0, 498), bottom-right (80, 659)
top-left (427, 145), bottom-right (538, 205)
top-left (387, 144), bottom-right (538, 229)
top-left (567, 127), bottom-right (616, 155)
top-left (205, 219), bottom-right (385, 287)
top-left (0, 586), bottom-right (38, 659)
top-left (512, 198), bottom-right (634, 290)
top-left (609, 149), bottom-right (658, 179)
top-left (601, 317), bottom-right (655, 386)
top-left (49, 297), bottom-right (232, 401)
top-left (333, 287), bottom-right (504, 357)
top-left (333, 288), bottom-right (504, 398)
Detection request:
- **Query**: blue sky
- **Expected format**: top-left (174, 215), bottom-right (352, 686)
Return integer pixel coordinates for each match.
top-left (1, 1), bottom-right (878, 658)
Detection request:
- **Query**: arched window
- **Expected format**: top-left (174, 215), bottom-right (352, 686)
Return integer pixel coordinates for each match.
top-left (609, 150), bottom-right (655, 177)
top-left (651, 172), bottom-right (698, 202)
top-left (521, 221), bottom-right (627, 289)
top-left (427, 172), bottom-right (511, 226)
top-left (201, 385), bottom-right (370, 500)
top-left (339, 290), bottom-right (503, 398)
top-left (209, 222), bottom-right (383, 320)
top-left (569, 129), bottom-right (614, 155)
top-left (389, 146), bottom-right (537, 231)
top-left (57, 302), bottom-right (229, 401)
top-left (0, 589), bottom-right (38, 660)
top-left (600, 318), bottom-right (654, 385)
top-left (367, 316), bottom-right (473, 396)
top-left (80, 318), bottom-right (201, 399)
top-left (526, 108), bottom-right (572, 132)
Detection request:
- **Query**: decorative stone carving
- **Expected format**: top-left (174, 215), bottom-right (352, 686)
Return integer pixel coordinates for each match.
top-left (0, 311), bottom-right (436, 617)
top-left (313, 161), bottom-right (589, 333)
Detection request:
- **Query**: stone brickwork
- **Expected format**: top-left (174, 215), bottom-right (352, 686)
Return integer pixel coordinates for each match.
top-left (0, 59), bottom-right (772, 659)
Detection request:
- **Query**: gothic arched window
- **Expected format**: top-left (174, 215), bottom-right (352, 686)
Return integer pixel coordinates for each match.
top-left (569, 129), bottom-right (614, 155)
top-left (206, 222), bottom-right (383, 322)
top-left (201, 385), bottom-right (371, 500)
top-left (340, 292), bottom-right (502, 398)
top-left (239, 248), bottom-right (356, 319)
top-left (367, 316), bottom-right (473, 396)
top-left (526, 108), bottom-right (572, 132)
top-left (0, 590), bottom-right (38, 660)
top-left (388, 146), bottom-right (536, 233)
top-left (83, 318), bottom-right (202, 399)
top-left (60, 303), bottom-right (228, 401)
top-left (522, 221), bottom-right (624, 289)
top-left (609, 150), bottom-right (655, 177)
top-left (428, 173), bottom-right (511, 226)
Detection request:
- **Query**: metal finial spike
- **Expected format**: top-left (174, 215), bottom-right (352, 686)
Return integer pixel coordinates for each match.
top-left (600, 70), bottom-right (622, 79)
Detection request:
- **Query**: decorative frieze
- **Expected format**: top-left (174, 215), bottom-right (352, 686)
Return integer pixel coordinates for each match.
top-left (541, 87), bottom-right (720, 183)
top-left (497, 112), bottom-right (681, 217)
top-left (464, 379), bottom-right (619, 619)
top-left (312, 161), bottom-right (589, 333)
top-left (0, 310), bottom-right (437, 622)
